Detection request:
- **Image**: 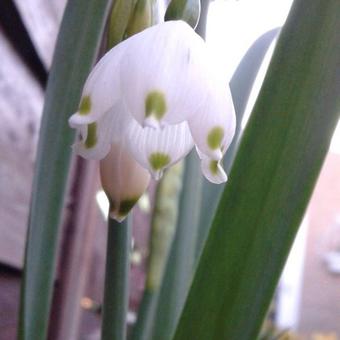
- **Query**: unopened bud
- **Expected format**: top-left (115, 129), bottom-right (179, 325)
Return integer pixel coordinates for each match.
top-left (165, 0), bottom-right (201, 29)
top-left (108, 0), bottom-right (135, 48)
top-left (125, 0), bottom-right (153, 37)
top-left (100, 143), bottom-right (151, 222)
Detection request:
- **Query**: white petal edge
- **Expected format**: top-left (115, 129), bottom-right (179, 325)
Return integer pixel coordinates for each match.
top-left (69, 40), bottom-right (128, 126)
top-left (189, 80), bottom-right (236, 160)
top-left (71, 104), bottom-right (128, 160)
top-left (201, 157), bottom-right (228, 184)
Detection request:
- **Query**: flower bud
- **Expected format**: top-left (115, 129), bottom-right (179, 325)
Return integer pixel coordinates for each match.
top-left (165, 0), bottom-right (201, 29)
top-left (125, 0), bottom-right (153, 37)
top-left (100, 143), bottom-right (151, 221)
top-left (108, 0), bottom-right (135, 48)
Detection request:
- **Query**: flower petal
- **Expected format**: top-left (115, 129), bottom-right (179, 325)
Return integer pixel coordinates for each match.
top-left (71, 103), bottom-right (128, 160)
top-left (68, 40), bottom-right (128, 126)
top-left (119, 20), bottom-right (211, 127)
top-left (72, 114), bottom-right (111, 160)
top-left (188, 81), bottom-right (236, 160)
top-left (200, 157), bottom-right (228, 184)
top-left (125, 116), bottom-right (194, 179)
top-left (100, 143), bottom-right (150, 221)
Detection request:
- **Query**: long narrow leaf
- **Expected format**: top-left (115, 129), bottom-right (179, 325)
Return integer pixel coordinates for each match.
top-left (18, 1), bottom-right (112, 339)
top-left (152, 152), bottom-right (202, 340)
top-left (130, 164), bottom-right (183, 340)
top-left (149, 2), bottom-right (210, 338)
top-left (174, 0), bottom-right (340, 339)
top-left (196, 27), bottom-right (280, 257)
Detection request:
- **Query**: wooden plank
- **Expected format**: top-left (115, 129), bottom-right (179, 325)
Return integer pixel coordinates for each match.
top-left (0, 29), bottom-right (43, 268)
top-left (13, 0), bottom-right (66, 67)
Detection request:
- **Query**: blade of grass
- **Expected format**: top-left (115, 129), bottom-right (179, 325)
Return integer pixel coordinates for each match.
top-left (149, 3), bottom-right (210, 338)
top-left (196, 27), bottom-right (280, 257)
top-left (18, 1), bottom-right (112, 339)
top-left (101, 217), bottom-right (132, 340)
top-left (151, 152), bottom-right (203, 340)
top-left (130, 163), bottom-right (183, 340)
top-left (174, 0), bottom-right (340, 339)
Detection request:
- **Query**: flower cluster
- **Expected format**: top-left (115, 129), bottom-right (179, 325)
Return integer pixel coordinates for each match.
top-left (69, 20), bottom-right (235, 220)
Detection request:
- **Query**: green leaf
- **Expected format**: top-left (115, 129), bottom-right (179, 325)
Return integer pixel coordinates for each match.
top-left (149, 3), bottom-right (210, 338)
top-left (196, 27), bottom-right (280, 258)
top-left (174, 0), bottom-right (340, 339)
top-left (18, 1), bottom-right (112, 339)
top-left (130, 163), bottom-right (183, 340)
top-left (152, 152), bottom-right (202, 340)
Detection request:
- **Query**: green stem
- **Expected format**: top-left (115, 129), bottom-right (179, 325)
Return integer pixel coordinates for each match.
top-left (101, 217), bottom-right (131, 340)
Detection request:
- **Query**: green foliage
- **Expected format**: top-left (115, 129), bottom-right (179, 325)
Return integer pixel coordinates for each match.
top-left (18, 1), bottom-right (112, 339)
top-left (174, 0), bottom-right (340, 339)
top-left (130, 163), bottom-right (184, 340)
top-left (196, 27), bottom-right (280, 257)
top-left (152, 152), bottom-right (203, 340)
top-left (18, 0), bottom-right (340, 339)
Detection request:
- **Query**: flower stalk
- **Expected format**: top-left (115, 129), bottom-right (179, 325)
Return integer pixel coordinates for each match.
top-left (101, 2), bottom-right (156, 339)
top-left (101, 217), bottom-right (132, 340)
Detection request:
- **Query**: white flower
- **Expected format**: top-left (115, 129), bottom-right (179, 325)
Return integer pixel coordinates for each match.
top-left (69, 20), bottom-right (236, 184)
top-left (100, 143), bottom-right (150, 221)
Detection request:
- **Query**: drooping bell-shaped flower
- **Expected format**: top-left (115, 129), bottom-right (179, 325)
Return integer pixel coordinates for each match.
top-left (100, 143), bottom-right (151, 221)
top-left (69, 20), bottom-right (236, 184)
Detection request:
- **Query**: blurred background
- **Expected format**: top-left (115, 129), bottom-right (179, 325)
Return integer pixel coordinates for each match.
top-left (0, 0), bottom-right (339, 339)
